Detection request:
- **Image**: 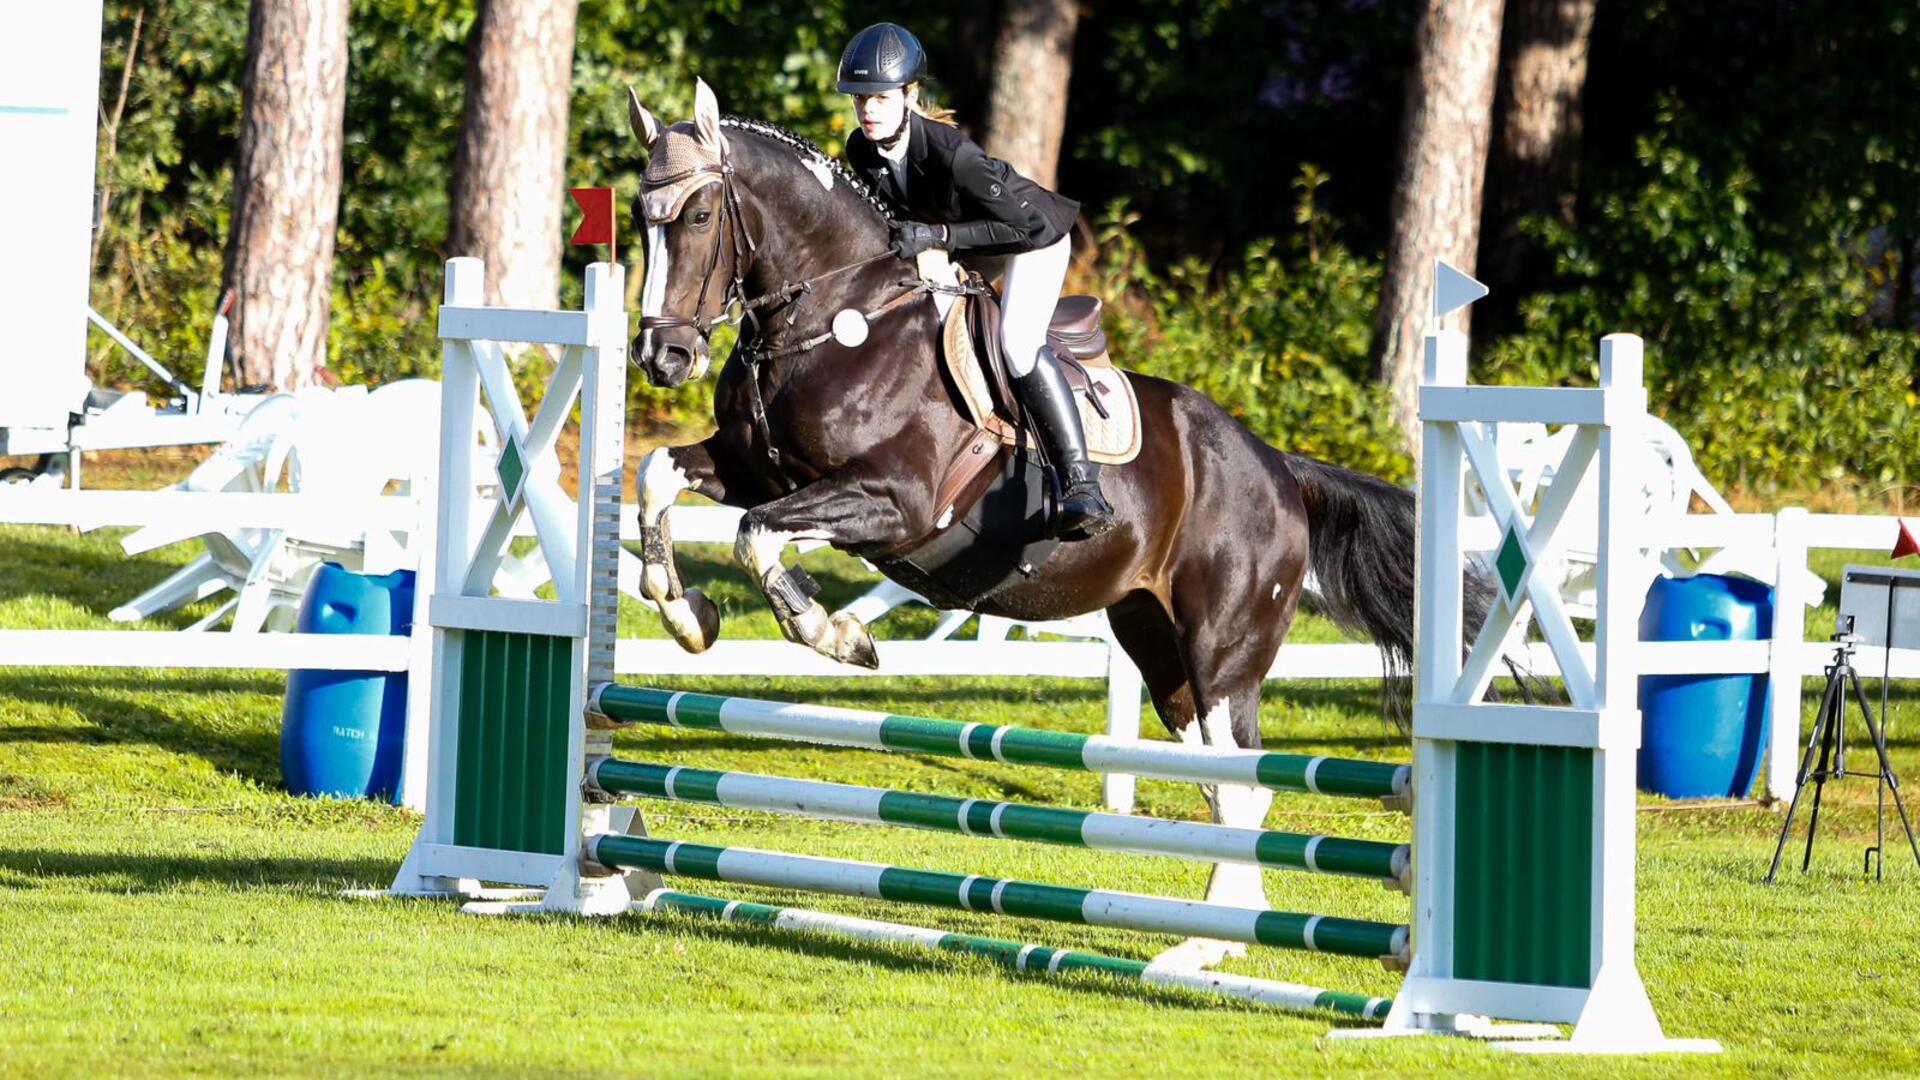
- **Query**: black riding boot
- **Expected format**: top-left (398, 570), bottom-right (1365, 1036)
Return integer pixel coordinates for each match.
top-left (1014, 349), bottom-right (1116, 540)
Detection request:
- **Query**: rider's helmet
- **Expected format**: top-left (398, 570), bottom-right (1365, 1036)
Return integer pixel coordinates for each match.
top-left (836, 23), bottom-right (928, 95)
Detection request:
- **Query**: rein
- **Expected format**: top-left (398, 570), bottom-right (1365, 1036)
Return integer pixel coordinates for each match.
top-left (637, 136), bottom-right (984, 491)
top-left (639, 144), bottom-right (917, 360)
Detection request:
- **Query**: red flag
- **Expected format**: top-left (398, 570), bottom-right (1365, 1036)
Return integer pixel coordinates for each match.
top-left (1894, 519), bottom-right (1920, 560)
top-left (569, 187), bottom-right (616, 248)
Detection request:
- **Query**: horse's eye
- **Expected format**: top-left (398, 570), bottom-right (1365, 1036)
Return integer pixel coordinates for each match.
top-left (689, 209), bottom-right (713, 228)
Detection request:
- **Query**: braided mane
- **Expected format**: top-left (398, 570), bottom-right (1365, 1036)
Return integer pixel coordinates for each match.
top-left (721, 115), bottom-right (894, 221)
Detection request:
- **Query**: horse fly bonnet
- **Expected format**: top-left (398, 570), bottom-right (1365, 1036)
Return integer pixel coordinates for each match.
top-left (641, 124), bottom-right (727, 224)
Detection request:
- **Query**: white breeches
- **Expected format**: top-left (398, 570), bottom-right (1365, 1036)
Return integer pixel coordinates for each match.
top-left (998, 235), bottom-right (1071, 376)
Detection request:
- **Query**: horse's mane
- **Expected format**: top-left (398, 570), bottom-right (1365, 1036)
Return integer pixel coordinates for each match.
top-left (720, 115), bottom-right (893, 222)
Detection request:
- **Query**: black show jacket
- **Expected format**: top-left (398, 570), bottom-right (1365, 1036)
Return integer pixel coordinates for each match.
top-left (846, 112), bottom-right (1080, 257)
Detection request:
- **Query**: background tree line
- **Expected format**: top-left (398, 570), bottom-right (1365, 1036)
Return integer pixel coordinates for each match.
top-left (87, 0), bottom-right (1920, 498)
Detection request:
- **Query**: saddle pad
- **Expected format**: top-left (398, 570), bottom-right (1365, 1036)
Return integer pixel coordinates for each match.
top-left (941, 297), bottom-right (1142, 465)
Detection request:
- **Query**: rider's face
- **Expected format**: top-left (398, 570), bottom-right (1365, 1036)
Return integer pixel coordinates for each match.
top-left (854, 89), bottom-right (908, 141)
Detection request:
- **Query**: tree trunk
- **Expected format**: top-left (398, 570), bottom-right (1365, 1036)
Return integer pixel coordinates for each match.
top-left (983, 0), bottom-right (1078, 190)
top-left (222, 0), bottom-right (350, 392)
top-left (1369, 0), bottom-right (1506, 452)
top-left (1479, 0), bottom-right (1597, 334)
top-left (448, 0), bottom-right (581, 310)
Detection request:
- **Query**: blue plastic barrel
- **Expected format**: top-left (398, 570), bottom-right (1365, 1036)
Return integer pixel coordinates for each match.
top-left (280, 563), bottom-right (415, 803)
top-left (1637, 573), bottom-right (1773, 799)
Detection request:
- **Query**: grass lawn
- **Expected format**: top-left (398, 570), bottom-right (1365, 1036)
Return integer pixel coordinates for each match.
top-left (4, 504), bottom-right (1919, 1076)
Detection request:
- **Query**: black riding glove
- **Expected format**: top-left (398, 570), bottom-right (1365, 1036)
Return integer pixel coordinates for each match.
top-left (889, 221), bottom-right (949, 259)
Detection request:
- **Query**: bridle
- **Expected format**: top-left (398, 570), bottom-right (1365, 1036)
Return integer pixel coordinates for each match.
top-left (635, 145), bottom-right (757, 345)
top-left (636, 129), bottom-right (981, 489)
top-left (637, 132), bottom-right (978, 358)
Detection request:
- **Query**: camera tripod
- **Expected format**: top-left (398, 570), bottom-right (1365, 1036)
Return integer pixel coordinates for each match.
top-left (1766, 632), bottom-right (1920, 883)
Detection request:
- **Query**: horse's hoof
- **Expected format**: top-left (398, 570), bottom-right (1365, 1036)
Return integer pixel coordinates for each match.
top-left (1149, 937), bottom-right (1246, 971)
top-left (829, 611), bottom-right (880, 669)
top-left (659, 589), bottom-right (721, 654)
top-left (686, 588), bottom-right (720, 649)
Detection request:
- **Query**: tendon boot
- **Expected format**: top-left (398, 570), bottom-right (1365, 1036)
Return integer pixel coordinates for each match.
top-left (1014, 349), bottom-right (1116, 540)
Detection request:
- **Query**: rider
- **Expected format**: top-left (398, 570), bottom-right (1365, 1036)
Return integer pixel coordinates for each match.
top-left (838, 22), bottom-right (1115, 541)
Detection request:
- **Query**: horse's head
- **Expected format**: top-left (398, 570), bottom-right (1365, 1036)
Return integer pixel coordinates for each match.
top-left (629, 79), bottom-right (741, 388)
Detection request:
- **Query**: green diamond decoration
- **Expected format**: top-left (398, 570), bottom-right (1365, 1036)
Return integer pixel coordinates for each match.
top-left (1494, 523), bottom-right (1529, 601)
top-left (496, 435), bottom-right (528, 509)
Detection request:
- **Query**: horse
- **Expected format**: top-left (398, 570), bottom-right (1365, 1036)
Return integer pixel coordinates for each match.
top-left (626, 79), bottom-right (1424, 970)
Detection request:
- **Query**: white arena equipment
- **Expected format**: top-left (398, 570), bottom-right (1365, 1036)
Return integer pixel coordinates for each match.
top-left (0, 2), bottom-right (259, 485)
top-left (387, 257), bottom-right (1721, 1053)
top-left (0, 2), bottom-right (102, 445)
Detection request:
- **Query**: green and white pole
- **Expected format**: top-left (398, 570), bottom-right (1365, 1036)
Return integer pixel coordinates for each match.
top-left (641, 889), bottom-right (1395, 1020)
top-left (592, 835), bottom-right (1410, 963)
top-left (590, 758), bottom-right (1410, 889)
top-left (591, 686), bottom-right (1411, 805)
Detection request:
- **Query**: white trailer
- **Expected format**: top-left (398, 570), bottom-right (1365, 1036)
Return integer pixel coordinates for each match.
top-left (0, 1), bottom-right (256, 486)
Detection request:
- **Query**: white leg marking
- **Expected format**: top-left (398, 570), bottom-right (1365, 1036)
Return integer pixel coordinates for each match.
top-left (737, 520), bottom-right (830, 583)
top-left (635, 445), bottom-right (717, 649)
top-left (1157, 699), bottom-right (1267, 971)
top-left (1198, 697), bottom-right (1235, 748)
top-left (638, 448), bottom-right (690, 527)
top-left (737, 518), bottom-right (875, 666)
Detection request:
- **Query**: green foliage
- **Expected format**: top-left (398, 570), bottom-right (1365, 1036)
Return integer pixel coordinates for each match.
top-left (1073, 0), bottom-right (1418, 260)
top-left (1092, 176), bottom-right (1410, 482)
top-left (76, 0), bottom-right (1920, 498)
top-left (1484, 101), bottom-right (1920, 496)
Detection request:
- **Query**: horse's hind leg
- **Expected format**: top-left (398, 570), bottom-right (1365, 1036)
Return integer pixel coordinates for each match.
top-left (1155, 572), bottom-right (1302, 970)
top-left (1149, 683), bottom-right (1276, 971)
top-left (637, 440), bottom-right (723, 652)
top-left (1108, 594), bottom-right (1262, 970)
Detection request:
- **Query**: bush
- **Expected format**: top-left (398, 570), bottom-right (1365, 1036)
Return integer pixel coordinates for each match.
top-left (1087, 173), bottom-right (1411, 483)
top-left (1483, 100), bottom-right (1920, 497)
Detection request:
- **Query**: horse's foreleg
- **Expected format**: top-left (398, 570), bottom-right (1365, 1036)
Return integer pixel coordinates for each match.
top-left (734, 477), bottom-right (916, 670)
top-left (637, 442), bottom-right (723, 652)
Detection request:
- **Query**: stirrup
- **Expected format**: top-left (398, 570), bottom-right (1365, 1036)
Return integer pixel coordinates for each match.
top-left (1054, 480), bottom-right (1116, 540)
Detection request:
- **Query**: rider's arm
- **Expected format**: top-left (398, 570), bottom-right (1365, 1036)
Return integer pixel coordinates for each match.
top-left (943, 140), bottom-right (1065, 253)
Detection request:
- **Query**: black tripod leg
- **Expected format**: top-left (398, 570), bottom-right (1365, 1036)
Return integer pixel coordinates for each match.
top-left (1768, 672), bottom-right (1843, 883)
top-left (1801, 673), bottom-right (1847, 874)
top-left (1851, 670), bottom-right (1920, 876)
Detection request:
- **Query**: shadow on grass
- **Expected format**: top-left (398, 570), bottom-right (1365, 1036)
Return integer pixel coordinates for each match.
top-left (0, 847), bottom-right (395, 891)
top-left (0, 531), bottom-right (220, 630)
top-left (607, 906), bottom-right (1380, 1027)
top-left (0, 670), bottom-right (283, 787)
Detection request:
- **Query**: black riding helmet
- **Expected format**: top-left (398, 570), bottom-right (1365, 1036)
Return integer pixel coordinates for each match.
top-left (837, 22), bottom-right (928, 94)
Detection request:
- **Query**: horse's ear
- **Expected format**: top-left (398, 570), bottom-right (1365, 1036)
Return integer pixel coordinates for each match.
top-left (627, 86), bottom-right (661, 147)
top-left (693, 77), bottom-right (722, 149)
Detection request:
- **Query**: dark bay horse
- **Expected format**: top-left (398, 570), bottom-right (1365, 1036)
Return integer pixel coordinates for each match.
top-left (627, 80), bottom-right (1420, 968)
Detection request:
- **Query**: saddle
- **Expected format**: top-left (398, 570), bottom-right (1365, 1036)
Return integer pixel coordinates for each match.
top-left (867, 259), bottom-right (1141, 610)
top-left (913, 250), bottom-right (1142, 533)
top-left (942, 291), bottom-right (1142, 464)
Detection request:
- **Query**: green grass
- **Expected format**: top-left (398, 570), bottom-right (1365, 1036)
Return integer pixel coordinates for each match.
top-left (3, 522), bottom-right (1919, 1076)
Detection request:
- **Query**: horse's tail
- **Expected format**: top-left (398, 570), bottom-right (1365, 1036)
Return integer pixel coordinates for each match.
top-left (1282, 454), bottom-right (1500, 726)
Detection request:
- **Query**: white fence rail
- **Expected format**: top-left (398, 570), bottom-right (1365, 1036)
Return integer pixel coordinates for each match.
top-left (0, 487), bottom-right (1912, 808)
